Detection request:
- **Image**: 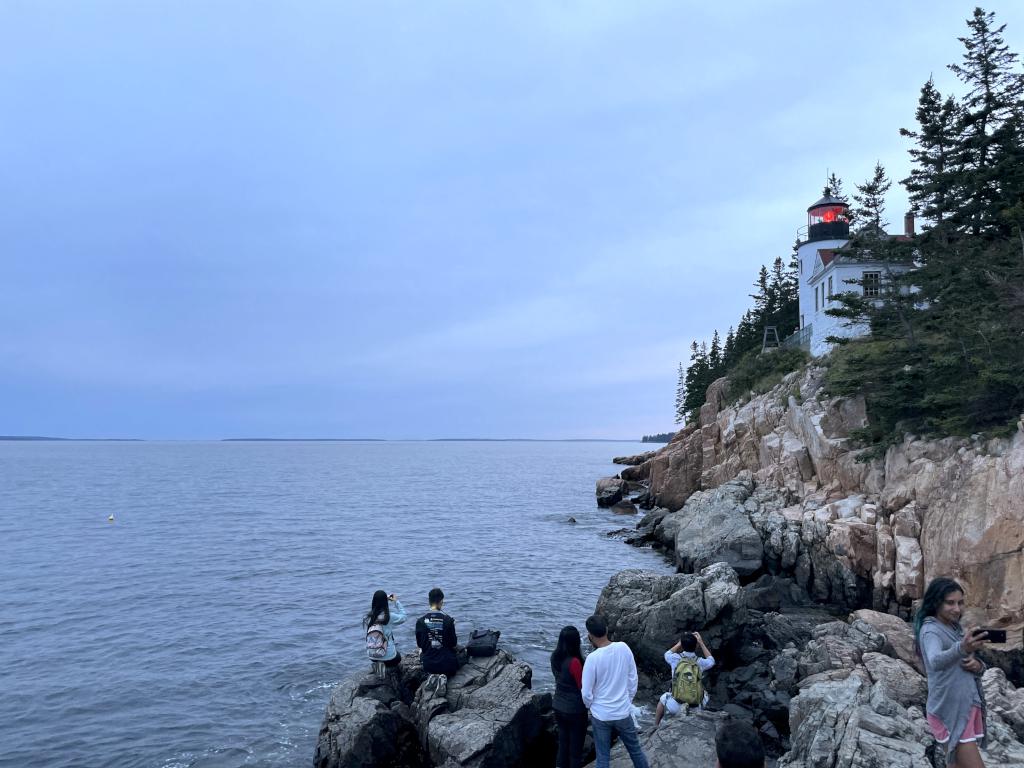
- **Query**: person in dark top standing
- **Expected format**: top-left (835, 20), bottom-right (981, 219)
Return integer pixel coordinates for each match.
top-left (415, 587), bottom-right (459, 696)
top-left (550, 625), bottom-right (588, 768)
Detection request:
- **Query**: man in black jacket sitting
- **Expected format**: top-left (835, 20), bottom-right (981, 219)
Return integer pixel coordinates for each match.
top-left (415, 587), bottom-right (461, 696)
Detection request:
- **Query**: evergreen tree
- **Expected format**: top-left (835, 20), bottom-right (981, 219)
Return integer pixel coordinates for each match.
top-left (682, 341), bottom-right (711, 420)
top-left (947, 7), bottom-right (1024, 237)
top-left (723, 326), bottom-right (736, 367)
top-left (825, 172), bottom-right (848, 202)
top-left (900, 78), bottom-right (961, 234)
top-left (828, 8), bottom-right (1024, 442)
top-left (709, 330), bottom-right (722, 372)
top-left (851, 161), bottom-right (892, 233)
top-left (674, 362), bottom-right (686, 424)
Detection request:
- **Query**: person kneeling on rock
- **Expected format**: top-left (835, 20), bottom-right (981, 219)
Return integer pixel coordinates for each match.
top-left (653, 631), bottom-right (715, 728)
top-left (415, 587), bottom-right (465, 696)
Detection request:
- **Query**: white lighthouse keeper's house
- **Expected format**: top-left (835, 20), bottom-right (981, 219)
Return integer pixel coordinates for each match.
top-left (795, 191), bottom-right (914, 357)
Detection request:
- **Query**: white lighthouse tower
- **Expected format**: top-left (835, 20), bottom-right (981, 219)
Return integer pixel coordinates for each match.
top-left (796, 192), bottom-right (851, 356)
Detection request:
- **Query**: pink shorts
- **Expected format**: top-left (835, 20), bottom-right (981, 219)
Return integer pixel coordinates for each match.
top-left (927, 706), bottom-right (984, 744)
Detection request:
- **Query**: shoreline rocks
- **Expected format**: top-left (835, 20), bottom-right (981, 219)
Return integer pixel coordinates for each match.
top-left (591, 362), bottom-right (1024, 765)
top-left (315, 650), bottom-right (554, 768)
top-left (601, 366), bottom-right (1024, 629)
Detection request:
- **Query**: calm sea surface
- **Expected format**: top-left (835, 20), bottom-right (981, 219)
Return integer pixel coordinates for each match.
top-left (0, 440), bottom-right (671, 768)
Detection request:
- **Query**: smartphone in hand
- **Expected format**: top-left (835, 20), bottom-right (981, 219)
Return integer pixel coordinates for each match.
top-left (977, 628), bottom-right (1007, 644)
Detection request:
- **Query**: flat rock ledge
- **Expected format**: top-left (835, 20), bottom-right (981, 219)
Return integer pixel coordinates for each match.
top-left (314, 650), bottom-right (554, 768)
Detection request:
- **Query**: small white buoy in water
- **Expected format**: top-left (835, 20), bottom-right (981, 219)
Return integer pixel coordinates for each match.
top-left (107, 514), bottom-right (115, 523)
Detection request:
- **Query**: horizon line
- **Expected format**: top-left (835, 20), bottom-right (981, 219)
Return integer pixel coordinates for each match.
top-left (0, 435), bottom-right (668, 443)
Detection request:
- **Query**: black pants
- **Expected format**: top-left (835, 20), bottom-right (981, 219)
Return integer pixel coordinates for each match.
top-left (554, 710), bottom-right (588, 768)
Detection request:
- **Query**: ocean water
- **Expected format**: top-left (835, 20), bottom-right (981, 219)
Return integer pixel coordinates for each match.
top-left (0, 440), bottom-right (671, 768)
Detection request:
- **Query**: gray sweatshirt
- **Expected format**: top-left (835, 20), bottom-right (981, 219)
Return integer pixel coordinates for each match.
top-left (918, 617), bottom-right (986, 764)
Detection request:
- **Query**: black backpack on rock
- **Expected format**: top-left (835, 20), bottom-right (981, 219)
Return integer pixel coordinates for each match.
top-left (466, 629), bottom-right (500, 657)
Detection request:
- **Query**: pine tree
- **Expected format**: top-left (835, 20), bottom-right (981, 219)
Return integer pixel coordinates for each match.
top-left (682, 342), bottom-right (711, 420)
top-left (674, 362), bottom-right (686, 424)
top-left (828, 8), bottom-right (1024, 441)
top-left (851, 162), bottom-right (892, 234)
top-left (825, 172), bottom-right (848, 202)
top-left (947, 7), bottom-right (1024, 237)
top-left (709, 330), bottom-right (722, 372)
top-left (900, 78), bottom-right (961, 235)
top-left (723, 326), bottom-right (736, 367)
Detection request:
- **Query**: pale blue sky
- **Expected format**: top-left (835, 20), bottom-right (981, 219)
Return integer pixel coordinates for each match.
top-left (3, 2), bottom-right (1022, 439)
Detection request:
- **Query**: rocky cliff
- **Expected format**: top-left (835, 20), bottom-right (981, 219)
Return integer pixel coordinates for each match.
top-left (611, 365), bottom-right (1024, 632)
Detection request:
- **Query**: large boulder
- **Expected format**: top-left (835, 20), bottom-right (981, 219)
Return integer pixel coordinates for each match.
top-left (594, 564), bottom-right (746, 673)
top-left (315, 651), bottom-right (554, 768)
top-left (414, 651), bottom-right (553, 768)
top-left (314, 669), bottom-right (424, 768)
top-left (673, 477), bottom-right (765, 577)
top-left (849, 609), bottom-right (923, 674)
top-left (596, 477), bottom-right (626, 508)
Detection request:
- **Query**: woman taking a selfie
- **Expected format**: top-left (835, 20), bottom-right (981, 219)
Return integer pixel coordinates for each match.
top-left (914, 577), bottom-right (989, 767)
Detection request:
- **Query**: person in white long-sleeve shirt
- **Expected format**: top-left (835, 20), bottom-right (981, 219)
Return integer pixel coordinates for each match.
top-left (581, 615), bottom-right (649, 768)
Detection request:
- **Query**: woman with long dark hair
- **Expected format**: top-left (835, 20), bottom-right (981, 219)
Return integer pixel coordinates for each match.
top-left (914, 577), bottom-right (989, 767)
top-left (550, 625), bottom-right (588, 768)
top-left (364, 589), bottom-right (407, 668)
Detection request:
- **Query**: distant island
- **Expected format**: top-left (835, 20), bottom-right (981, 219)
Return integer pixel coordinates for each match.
top-left (641, 433), bottom-right (675, 443)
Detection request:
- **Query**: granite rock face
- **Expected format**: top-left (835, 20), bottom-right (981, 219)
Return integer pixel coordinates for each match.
top-left (606, 367), bottom-right (1024, 629)
top-left (776, 614), bottom-right (1024, 767)
top-left (594, 563), bottom-right (746, 674)
top-left (315, 651), bottom-right (553, 768)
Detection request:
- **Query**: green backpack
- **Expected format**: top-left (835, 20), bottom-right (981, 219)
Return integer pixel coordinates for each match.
top-left (671, 657), bottom-right (703, 707)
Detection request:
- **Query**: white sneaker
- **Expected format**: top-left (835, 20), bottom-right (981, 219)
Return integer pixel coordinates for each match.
top-left (435, 675), bottom-right (447, 697)
top-left (425, 674), bottom-right (437, 693)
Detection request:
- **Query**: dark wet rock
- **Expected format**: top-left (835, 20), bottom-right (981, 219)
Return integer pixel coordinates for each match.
top-left (605, 527), bottom-right (635, 539)
top-left (316, 651), bottom-right (554, 768)
top-left (314, 670), bottom-right (424, 768)
top-left (610, 500), bottom-right (638, 515)
top-left (596, 477), bottom-right (625, 508)
top-left (612, 450), bottom-right (658, 466)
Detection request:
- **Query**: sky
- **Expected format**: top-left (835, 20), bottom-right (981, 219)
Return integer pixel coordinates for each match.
top-left (2, 1), bottom-right (1024, 440)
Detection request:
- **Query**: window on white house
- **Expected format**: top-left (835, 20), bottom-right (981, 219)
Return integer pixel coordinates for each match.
top-left (863, 272), bottom-right (881, 297)
top-left (828, 276), bottom-right (833, 301)
top-left (815, 285), bottom-right (819, 311)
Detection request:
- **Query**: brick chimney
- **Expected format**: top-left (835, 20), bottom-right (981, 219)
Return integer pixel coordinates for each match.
top-left (904, 211), bottom-right (916, 237)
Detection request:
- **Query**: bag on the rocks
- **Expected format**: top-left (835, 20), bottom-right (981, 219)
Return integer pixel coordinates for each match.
top-left (366, 623), bottom-right (389, 661)
top-left (466, 629), bottom-right (500, 657)
top-left (671, 657), bottom-right (703, 707)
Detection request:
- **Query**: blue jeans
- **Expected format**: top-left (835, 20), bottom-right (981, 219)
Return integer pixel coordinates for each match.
top-left (590, 714), bottom-right (649, 768)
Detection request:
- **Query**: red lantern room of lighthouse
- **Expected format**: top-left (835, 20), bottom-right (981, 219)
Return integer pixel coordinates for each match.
top-left (806, 193), bottom-right (850, 242)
